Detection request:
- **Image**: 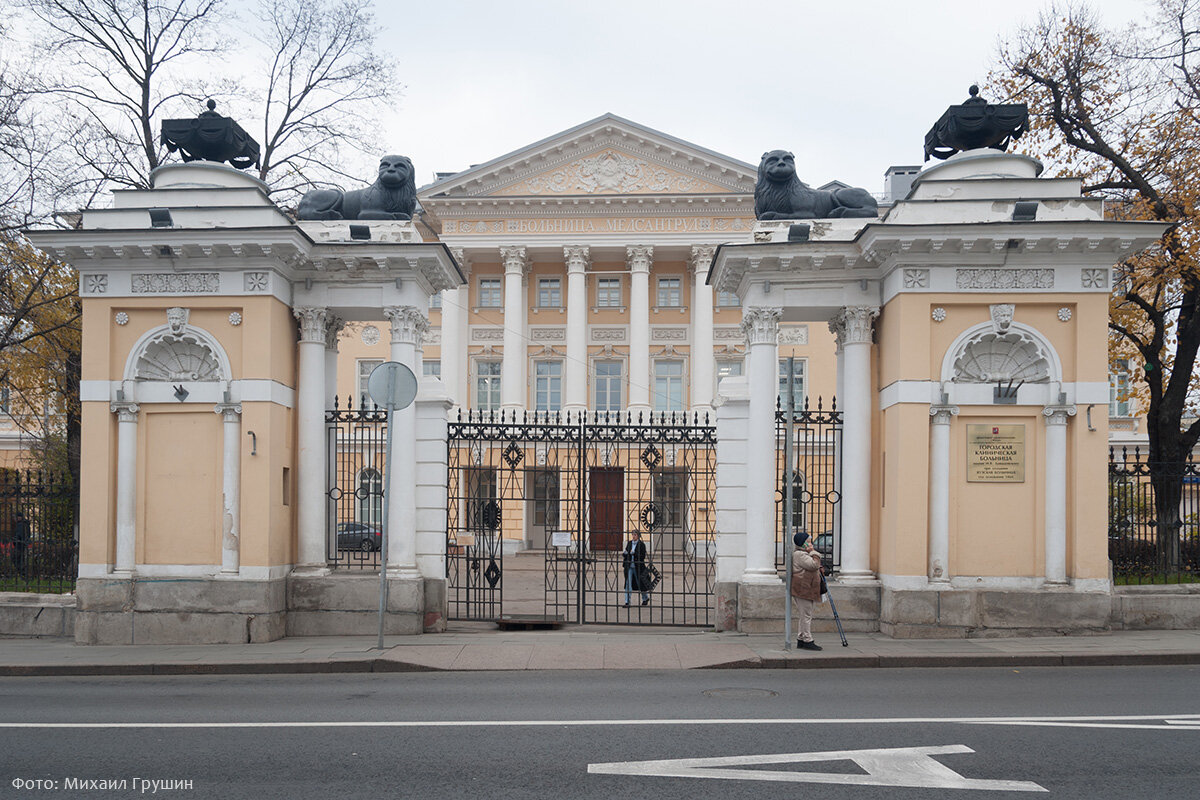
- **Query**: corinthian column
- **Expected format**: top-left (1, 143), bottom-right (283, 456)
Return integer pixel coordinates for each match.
top-left (830, 306), bottom-right (878, 583)
top-left (690, 245), bottom-right (716, 415)
top-left (564, 246), bottom-right (590, 413)
top-left (741, 306), bottom-right (782, 584)
top-left (500, 246), bottom-right (529, 411)
top-left (1043, 405), bottom-right (1076, 585)
top-left (293, 306), bottom-right (330, 573)
top-left (383, 306), bottom-right (429, 578)
top-left (111, 401), bottom-right (139, 575)
top-left (627, 245), bottom-right (653, 414)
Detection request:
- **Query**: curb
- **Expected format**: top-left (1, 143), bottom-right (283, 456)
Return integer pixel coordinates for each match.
top-left (4, 651), bottom-right (1200, 676)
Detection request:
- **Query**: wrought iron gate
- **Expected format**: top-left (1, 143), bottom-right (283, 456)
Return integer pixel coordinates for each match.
top-left (776, 397), bottom-right (843, 571)
top-left (326, 396), bottom-right (386, 569)
top-left (446, 410), bottom-right (717, 626)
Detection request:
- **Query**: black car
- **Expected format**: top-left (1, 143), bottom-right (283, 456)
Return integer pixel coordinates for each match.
top-left (336, 522), bottom-right (382, 552)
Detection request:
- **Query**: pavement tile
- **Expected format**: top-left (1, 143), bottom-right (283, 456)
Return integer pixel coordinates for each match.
top-left (602, 643), bottom-right (682, 669)
top-left (526, 644), bottom-right (604, 670)
top-left (674, 642), bottom-right (760, 669)
top-left (378, 645), bottom-right (464, 671)
top-left (450, 644), bottom-right (534, 670)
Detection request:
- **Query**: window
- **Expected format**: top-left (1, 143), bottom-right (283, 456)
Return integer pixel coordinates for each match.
top-left (596, 277), bottom-right (622, 308)
top-left (716, 359), bottom-right (743, 393)
top-left (476, 361), bottom-right (501, 410)
top-left (466, 468), bottom-right (499, 532)
top-left (778, 359), bottom-right (807, 409)
top-left (358, 359), bottom-right (382, 408)
top-left (478, 278), bottom-right (502, 308)
top-left (653, 470), bottom-right (687, 531)
top-left (654, 360), bottom-right (684, 411)
top-left (357, 468), bottom-right (382, 525)
top-left (657, 277), bottom-right (681, 307)
top-left (535, 361), bottom-right (562, 411)
top-left (594, 360), bottom-right (622, 412)
top-left (537, 278), bottom-right (561, 308)
top-left (717, 290), bottom-right (741, 307)
top-left (423, 360), bottom-right (441, 378)
top-left (430, 292), bottom-right (442, 309)
top-left (1110, 360), bottom-right (1131, 417)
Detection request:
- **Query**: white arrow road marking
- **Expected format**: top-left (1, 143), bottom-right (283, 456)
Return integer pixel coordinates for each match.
top-left (589, 745), bottom-right (1047, 792)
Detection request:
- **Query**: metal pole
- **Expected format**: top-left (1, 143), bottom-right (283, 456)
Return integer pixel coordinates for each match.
top-left (783, 357), bottom-right (796, 651)
top-left (377, 381), bottom-right (397, 650)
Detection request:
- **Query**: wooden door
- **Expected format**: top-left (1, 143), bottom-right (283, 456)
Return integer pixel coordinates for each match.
top-left (588, 467), bottom-right (624, 551)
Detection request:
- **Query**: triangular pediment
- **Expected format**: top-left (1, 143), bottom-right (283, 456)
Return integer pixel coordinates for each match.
top-left (420, 114), bottom-right (757, 200)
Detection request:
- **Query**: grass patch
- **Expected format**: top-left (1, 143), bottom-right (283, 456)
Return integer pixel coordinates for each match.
top-left (0, 577), bottom-right (75, 594)
top-left (1115, 573), bottom-right (1200, 586)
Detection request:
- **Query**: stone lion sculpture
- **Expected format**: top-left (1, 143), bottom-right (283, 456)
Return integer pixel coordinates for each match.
top-left (297, 155), bottom-right (417, 221)
top-left (754, 150), bottom-right (878, 220)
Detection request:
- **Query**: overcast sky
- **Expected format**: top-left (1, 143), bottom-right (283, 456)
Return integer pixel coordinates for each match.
top-left (378, 0), bottom-right (1153, 193)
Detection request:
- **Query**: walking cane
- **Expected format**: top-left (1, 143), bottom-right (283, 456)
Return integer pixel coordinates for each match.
top-left (826, 578), bottom-right (849, 647)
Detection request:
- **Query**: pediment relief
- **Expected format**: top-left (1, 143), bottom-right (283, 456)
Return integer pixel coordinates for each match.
top-left (490, 148), bottom-right (734, 197)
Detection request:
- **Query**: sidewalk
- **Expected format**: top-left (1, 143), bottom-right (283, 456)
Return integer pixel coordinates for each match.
top-left (3, 626), bottom-right (1200, 676)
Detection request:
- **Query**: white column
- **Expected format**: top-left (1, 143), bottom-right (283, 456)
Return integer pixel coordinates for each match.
top-left (293, 306), bottom-right (329, 572)
top-left (564, 246), bottom-right (590, 413)
top-left (216, 402), bottom-right (243, 574)
top-left (627, 245), bottom-right (653, 414)
top-left (323, 316), bottom-right (344, 408)
top-left (830, 306), bottom-right (878, 583)
top-left (741, 306), bottom-right (782, 584)
top-left (384, 305), bottom-right (428, 578)
top-left (1043, 405), bottom-right (1075, 584)
top-left (500, 246), bottom-right (528, 411)
top-left (111, 401), bottom-right (139, 575)
top-left (444, 248), bottom-right (469, 407)
top-left (928, 404), bottom-right (958, 585)
top-left (690, 245), bottom-right (716, 416)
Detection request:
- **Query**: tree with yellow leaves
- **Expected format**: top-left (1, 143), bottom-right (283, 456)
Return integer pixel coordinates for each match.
top-left (991, 0), bottom-right (1200, 571)
top-left (0, 232), bottom-right (81, 481)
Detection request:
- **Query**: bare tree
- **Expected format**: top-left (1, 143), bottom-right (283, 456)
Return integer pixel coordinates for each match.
top-left (22, 0), bottom-right (228, 195)
top-left (250, 0), bottom-right (398, 202)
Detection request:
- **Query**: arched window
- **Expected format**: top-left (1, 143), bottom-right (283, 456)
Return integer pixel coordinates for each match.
top-left (357, 468), bottom-right (382, 525)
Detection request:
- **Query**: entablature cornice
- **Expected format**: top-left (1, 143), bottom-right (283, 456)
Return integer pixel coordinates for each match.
top-left (419, 193), bottom-right (753, 218)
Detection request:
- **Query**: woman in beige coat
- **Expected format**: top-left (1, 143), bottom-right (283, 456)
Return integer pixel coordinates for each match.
top-left (790, 531), bottom-right (823, 651)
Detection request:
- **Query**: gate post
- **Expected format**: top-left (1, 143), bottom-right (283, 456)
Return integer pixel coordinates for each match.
top-left (714, 376), bottom-right (749, 631)
top-left (415, 380), bottom-right (453, 632)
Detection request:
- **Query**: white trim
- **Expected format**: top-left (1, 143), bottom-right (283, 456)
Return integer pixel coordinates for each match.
top-left (78, 563), bottom-right (292, 580)
top-left (877, 573), bottom-right (1112, 592)
top-left (80, 379), bottom-right (294, 408)
top-left (878, 380), bottom-right (1109, 410)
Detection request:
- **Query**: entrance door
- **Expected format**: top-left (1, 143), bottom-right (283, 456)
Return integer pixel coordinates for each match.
top-left (528, 468), bottom-right (560, 550)
top-left (589, 467), bottom-right (624, 551)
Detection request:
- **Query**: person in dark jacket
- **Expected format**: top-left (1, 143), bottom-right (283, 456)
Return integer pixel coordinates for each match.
top-left (622, 530), bottom-right (650, 606)
top-left (10, 511), bottom-right (30, 576)
top-left (790, 531), bottom-right (823, 650)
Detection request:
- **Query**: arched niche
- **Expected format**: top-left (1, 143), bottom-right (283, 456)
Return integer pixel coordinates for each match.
top-left (940, 321), bottom-right (1061, 389)
top-left (122, 310), bottom-right (232, 389)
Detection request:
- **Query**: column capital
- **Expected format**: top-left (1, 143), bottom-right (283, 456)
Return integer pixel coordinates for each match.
top-left (449, 247), bottom-right (471, 275)
top-left (293, 306), bottom-right (330, 344)
top-left (1043, 405), bottom-right (1077, 425)
top-left (384, 305), bottom-right (430, 346)
top-left (324, 315), bottom-right (346, 351)
top-left (741, 306), bottom-right (783, 346)
top-left (563, 245), bottom-right (591, 274)
top-left (689, 244), bottom-right (716, 274)
top-left (929, 404), bottom-right (959, 425)
top-left (110, 402), bottom-right (139, 421)
top-left (214, 402), bottom-right (243, 421)
top-left (829, 306), bottom-right (879, 347)
top-left (626, 245), bottom-right (653, 273)
top-left (500, 245), bottom-right (529, 275)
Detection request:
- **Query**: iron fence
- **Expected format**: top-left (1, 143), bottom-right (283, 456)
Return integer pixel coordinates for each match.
top-left (325, 395), bottom-right (387, 569)
top-left (1108, 447), bottom-right (1200, 584)
top-left (776, 397), bottom-right (843, 573)
top-left (0, 470), bottom-right (78, 593)
top-left (447, 409), bottom-right (717, 626)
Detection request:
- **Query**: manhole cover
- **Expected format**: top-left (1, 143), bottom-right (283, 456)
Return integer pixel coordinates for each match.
top-left (702, 688), bottom-right (779, 699)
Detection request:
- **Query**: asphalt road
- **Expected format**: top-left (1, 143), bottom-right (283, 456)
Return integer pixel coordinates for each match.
top-left (1, 667), bottom-right (1197, 799)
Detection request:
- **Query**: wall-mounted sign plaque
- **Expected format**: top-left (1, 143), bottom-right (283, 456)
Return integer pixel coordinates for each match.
top-left (967, 424), bottom-right (1025, 482)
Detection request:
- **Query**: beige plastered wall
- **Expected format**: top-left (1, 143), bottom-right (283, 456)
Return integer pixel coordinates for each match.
top-left (79, 296), bottom-right (297, 571)
top-left (875, 292), bottom-right (1109, 581)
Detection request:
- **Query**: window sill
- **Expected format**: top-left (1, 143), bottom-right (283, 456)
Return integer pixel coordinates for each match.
top-left (652, 306), bottom-right (688, 314)
top-left (531, 307), bottom-right (564, 314)
top-left (472, 306), bottom-right (504, 314)
top-left (592, 305), bottom-right (627, 314)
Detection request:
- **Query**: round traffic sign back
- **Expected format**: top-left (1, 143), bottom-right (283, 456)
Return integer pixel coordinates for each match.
top-left (367, 361), bottom-right (418, 410)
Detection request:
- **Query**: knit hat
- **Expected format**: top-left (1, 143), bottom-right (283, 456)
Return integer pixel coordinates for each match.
top-left (793, 531), bottom-right (809, 547)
